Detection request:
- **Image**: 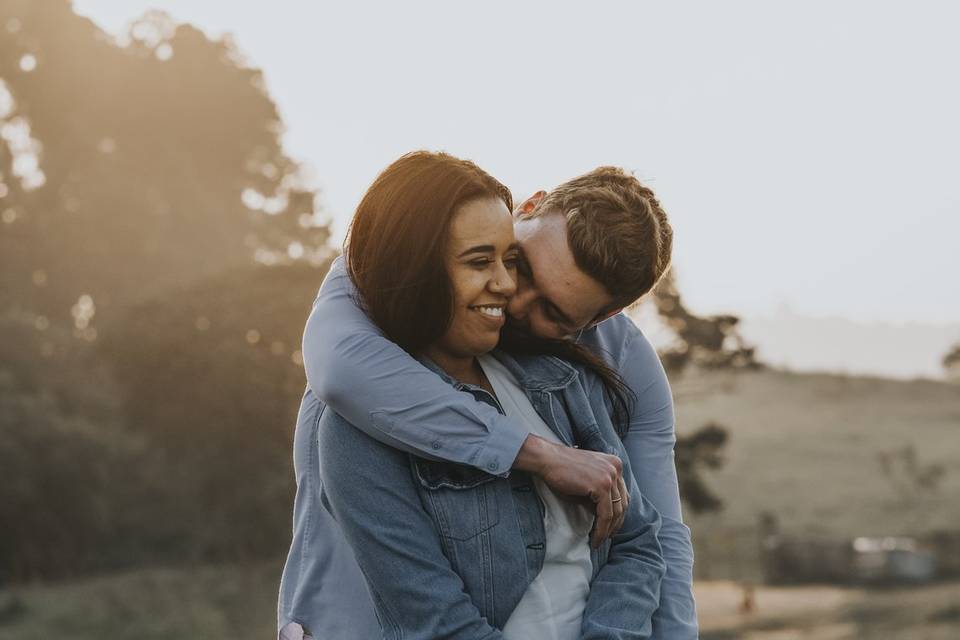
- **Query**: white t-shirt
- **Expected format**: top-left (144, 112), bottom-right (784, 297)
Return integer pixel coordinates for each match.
top-left (478, 355), bottom-right (594, 640)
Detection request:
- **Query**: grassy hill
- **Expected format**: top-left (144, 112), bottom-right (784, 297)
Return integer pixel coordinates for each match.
top-left (675, 368), bottom-right (960, 579)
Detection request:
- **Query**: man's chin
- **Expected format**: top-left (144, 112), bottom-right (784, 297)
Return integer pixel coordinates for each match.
top-left (504, 316), bottom-right (533, 335)
top-left (504, 317), bottom-right (573, 342)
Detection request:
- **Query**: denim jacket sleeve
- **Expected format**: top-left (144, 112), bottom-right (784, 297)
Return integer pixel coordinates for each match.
top-left (303, 256), bottom-right (526, 476)
top-left (318, 407), bottom-right (506, 640)
top-left (580, 378), bottom-right (666, 640)
top-left (615, 327), bottom-right (698, 639)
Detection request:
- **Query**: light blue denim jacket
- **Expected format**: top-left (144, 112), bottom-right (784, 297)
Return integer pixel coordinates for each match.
top-left (315, 351), bottom-right (664, 639)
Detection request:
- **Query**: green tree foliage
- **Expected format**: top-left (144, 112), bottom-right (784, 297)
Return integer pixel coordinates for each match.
top-left (0, 309), bottom-right (149, 579)
top-left (0, 1), bottom-right (331, 579)
top-left (101, 262), bottom-right (330, 563)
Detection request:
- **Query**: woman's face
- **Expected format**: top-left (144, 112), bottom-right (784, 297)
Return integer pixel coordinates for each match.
top-left (432, 197), bottom-right (519, 360)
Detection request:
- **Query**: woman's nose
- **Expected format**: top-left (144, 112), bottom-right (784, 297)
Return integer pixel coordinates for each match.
top-left (489, 261), bottom-right (517, 296)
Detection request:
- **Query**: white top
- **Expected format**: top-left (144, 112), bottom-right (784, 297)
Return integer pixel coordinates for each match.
top-left (478, 355), bottom-right (594, 640)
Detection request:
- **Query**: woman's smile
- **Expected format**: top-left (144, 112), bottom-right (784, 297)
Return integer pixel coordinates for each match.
top-left (469, 303), bottom-right (506, 325)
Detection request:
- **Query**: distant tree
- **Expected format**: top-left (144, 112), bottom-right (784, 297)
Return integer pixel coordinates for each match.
top-left (943, 342), bottom-right (960, 381)
top-left (647, 269), bottom-right (756, 514)
top-left (652, 270), bottom-right (759, 374)
top-left (674, 422), bottom-right (729, 513)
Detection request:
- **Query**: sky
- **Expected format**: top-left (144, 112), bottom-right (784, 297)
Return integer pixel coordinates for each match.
top-left (73, 0), bottom-right (959, 326)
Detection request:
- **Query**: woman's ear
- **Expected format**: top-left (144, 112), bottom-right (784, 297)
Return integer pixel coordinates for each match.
top-left (513, 190), bottom-right (547, 218)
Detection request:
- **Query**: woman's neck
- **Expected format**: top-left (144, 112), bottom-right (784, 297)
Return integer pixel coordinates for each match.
top-left (422, 347), bottom-right (484, 387)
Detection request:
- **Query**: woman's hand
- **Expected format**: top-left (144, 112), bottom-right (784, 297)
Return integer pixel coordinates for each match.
top-left (514, 434), bottom-right (629, 546)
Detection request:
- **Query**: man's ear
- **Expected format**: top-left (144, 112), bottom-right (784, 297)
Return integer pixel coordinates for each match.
top-left (514, 190), bottom-right (547, 218)
top-left (589, 306), bottom-right (624, 328)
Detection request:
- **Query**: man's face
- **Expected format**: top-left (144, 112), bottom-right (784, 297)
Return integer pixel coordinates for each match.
top-left (508, 210), bottom-right (616, 339)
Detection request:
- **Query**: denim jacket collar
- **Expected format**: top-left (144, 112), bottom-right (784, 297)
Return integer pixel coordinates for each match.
top-left (418, 350), bottom-right (579, 394)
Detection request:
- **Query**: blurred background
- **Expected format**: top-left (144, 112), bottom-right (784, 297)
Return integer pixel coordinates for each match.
top-left (1, 1), bottom-right (958, 638)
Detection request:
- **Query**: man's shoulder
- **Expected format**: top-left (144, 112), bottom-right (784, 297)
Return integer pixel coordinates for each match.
top-left (580, 312), bottom-right (654, 364)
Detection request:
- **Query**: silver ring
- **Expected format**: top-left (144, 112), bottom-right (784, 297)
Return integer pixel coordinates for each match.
top-left (611, 496), bottom-right (623, 503)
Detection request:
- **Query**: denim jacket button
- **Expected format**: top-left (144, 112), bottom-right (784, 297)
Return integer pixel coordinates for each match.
top-left (431, 441), bottom-right (442, 450)
top-left (487, 461), bottom-right (498, 471)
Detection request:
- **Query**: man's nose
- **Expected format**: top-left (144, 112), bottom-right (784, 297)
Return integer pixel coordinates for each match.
top-left (508, 285), bottom-right (536, 318)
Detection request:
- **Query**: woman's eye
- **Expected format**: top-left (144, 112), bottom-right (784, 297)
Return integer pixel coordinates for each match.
top-left (469, 258), bottom-right (491, 268)
top-left (504, 256), bottom-right (520, 270)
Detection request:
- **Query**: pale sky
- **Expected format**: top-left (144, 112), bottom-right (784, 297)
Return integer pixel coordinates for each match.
top-left (73, 0), bottom-right (960, 325)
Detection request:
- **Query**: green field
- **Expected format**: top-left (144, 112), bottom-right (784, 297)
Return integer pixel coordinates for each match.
top-left (0, 562), bottom-right (281, 640)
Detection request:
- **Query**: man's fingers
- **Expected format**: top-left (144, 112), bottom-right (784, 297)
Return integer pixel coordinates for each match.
top-left (610, 492), bottom-right (625, 536)
top-left (591, 488), bottom-right (614, 548)
top-left (617, 473), bottom-right (629, 513)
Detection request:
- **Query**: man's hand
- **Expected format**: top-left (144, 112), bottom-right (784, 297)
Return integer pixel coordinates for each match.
top-left (513, 434), bottom-right (630, 548)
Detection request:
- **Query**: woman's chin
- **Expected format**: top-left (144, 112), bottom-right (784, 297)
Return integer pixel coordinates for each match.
top-left (465, 332), bottom-right (501, 357)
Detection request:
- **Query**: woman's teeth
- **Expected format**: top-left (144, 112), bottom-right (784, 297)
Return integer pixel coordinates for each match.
top-left (472, 305), bottom-right (504, 318)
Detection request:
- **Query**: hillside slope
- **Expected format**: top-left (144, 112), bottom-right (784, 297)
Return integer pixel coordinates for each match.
top-left (676, 369), bottom-right (960, 545)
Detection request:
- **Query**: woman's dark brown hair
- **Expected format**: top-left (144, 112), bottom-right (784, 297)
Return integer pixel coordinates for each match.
top-left (345, 150), bottom-right (513, 354)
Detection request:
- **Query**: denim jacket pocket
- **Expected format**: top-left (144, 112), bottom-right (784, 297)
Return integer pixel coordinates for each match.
top-left (412, 460), bottom-right (501, 541)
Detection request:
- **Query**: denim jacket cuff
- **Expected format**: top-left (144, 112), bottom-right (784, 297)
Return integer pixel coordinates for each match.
top-left (475, 413), bottom-right (527, 477)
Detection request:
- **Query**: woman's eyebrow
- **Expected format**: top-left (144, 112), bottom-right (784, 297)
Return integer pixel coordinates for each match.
top-left (458, 242), bottom-right (521, 258)
top-left (457, 245), bottom-right (495, 258)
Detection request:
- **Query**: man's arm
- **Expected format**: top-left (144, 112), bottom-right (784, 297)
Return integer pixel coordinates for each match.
top-left (304, 257), bottom-right (630, 518)
top-left (615, 324), bottom-right (699, 639)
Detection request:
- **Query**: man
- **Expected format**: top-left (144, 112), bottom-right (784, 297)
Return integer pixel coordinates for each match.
top-left (278, 166), bottom-right (697, 639)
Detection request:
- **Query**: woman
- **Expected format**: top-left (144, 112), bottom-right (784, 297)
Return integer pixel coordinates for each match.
top-left (315, 151), bottom-right (665, 639)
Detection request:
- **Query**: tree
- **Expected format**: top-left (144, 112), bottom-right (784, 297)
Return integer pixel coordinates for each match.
top-left (647, 269), bottom-right (758, 514)
top-left (101, 261), bottom-right (331, 563)
top-left (0, 1), bottom-right (333, 578)
top-left (0, 0), bottom-right (330, 329)
top-left (943, 342), bottom-right (960, 381)
top-left (652, 270), bottom-right (758, 374)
